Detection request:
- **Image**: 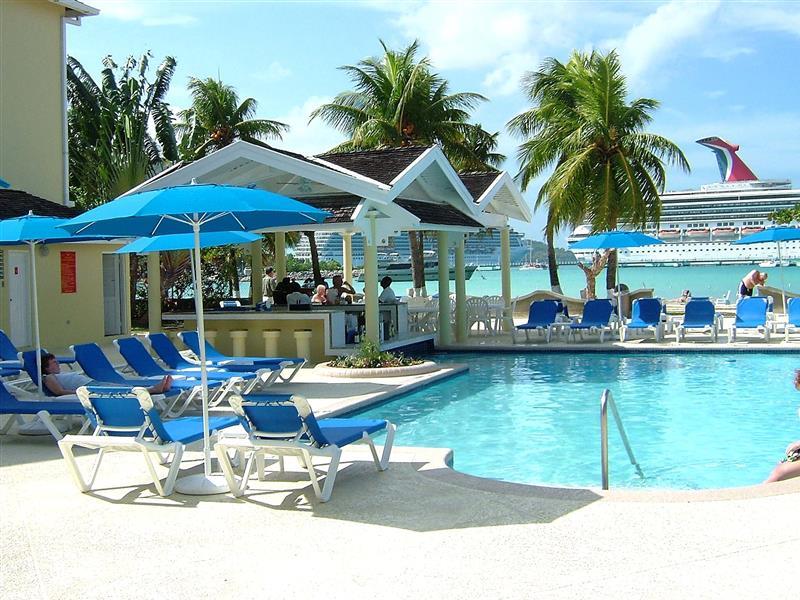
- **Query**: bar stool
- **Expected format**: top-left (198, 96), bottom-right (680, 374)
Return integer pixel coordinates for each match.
top-left (293, 329), bottom-right (313, 362)
top-left (230, 330), bottom-right (248, 357)
top-left (262, 329), bottom-right (281, 357)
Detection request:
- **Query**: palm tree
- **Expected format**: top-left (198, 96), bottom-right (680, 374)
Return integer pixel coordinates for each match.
top-left (310, 40), bottom-right (495, 290)
top-left (509, 50), bottom-right (690, 291)
top-left (67, 52), bottom-right (178, 208)
top-left (176, 77), bottom-right (288, 160)
top-left (67, 52), bottom-right (179, 324)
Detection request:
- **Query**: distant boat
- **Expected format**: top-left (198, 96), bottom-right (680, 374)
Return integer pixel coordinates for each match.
top-left (358, 251), bottom-right (477, 282)
top-left (519, 261), bottom-right (545, 270)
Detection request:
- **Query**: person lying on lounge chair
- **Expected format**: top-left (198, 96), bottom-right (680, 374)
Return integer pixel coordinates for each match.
top-left (41, 353), bottom-right (172, 397)
top-left (765, 369), bottom-right (800, 483)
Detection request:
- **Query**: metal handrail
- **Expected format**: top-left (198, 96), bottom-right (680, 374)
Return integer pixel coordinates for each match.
top-left (600, 389), bottom-right (644, 489)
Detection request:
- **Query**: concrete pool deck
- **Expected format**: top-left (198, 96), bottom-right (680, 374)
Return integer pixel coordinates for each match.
top-left (2, 432), bottom-right (798, 600)
top-left (2, 347), bottom-right (798, 598)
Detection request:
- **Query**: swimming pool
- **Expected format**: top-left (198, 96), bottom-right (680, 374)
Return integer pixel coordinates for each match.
top-left (354, 352), bottom-right (800, 490)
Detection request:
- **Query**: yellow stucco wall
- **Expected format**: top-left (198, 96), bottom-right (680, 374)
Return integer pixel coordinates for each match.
top-left (0, 0), bottom-right (67, 202)
top-left (0, 244), bottom-right (131, 352)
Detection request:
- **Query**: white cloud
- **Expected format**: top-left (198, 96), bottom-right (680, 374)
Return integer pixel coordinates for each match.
top-left (702, 46), bottom-right (755, 62)
top-left (90, 0), bottom-right (196, 27)
top-left (612, 0), bottom-right (721, 85)
top-left (703, 90), bottom-right (726, 99)
top-left (274, 96), bottom-right (346, 157)
top-left (253, 61), bottom-right (292, 83)
top-left (483, 51), bottom-right (539, 97)
top-left (726, 4), bottom-right (800, 38)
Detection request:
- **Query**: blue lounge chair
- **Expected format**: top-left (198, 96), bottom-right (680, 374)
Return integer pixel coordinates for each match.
top-left (568, 299), bottom-right (614, 343)
top-left (621, 298), bottom-right (663, 342)
top-left (147, 333), bottom-right (283, 386)
top-left (783, 297), bottom-right (800, 341)
top-left (728, 297), bottom-right (770, 342)
top-left (113, 337), bottom-right (268, 399)
top-left (215, 393), bottom-right (396, 502)
top-left (178, 331), bottom-right (305, 382)
top-left (71, 343), bottom-right (224, 416)
top-left (0, 380), bottom-right (87, 440)
top-left (0, 328), bottom-right (76, 371)
top-left (676, 299), bottom-right (719, 343)
top-left (58, 386), bottom-right (239, 496)
top-left (514, 300), bottom-right (559, 344)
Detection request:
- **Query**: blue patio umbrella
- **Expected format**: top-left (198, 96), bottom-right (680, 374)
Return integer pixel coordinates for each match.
top-left (569, 230), bottom-right (663, 325)
top-left (0, 212), bottom-right (114, 393)
top-left (115, 231), bottom-right (260, 254)
top-left (62, 183), bottom-right (329, 495)
top-left (733, 226), bottom-right (800, 313)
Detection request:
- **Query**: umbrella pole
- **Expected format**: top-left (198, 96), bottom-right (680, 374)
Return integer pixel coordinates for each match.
top-left (616, 250), bottom-right (622, 337)
top-left (29, 242), bottom-right (43, 395)
top-left (174, 220), bottom-right (229, 495)
top-left (778, 241), bottom-right (787, 316)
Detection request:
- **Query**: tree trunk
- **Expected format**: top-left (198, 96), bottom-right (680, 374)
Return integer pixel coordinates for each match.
top-left (577, 251), bottom-right (609, 299)
top-left (228, 247), bottom-right (241, 297)
top-left (545, 219), bottom-right (562, 293)
top-left (306, 231), bottom-right (322, 282)
top-left (408, 230), bottom-right (426, 291)
top-left (606, 249), bottom-right (617, 291)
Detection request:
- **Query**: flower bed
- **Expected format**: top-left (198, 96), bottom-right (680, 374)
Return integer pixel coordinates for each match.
top-left (318, 340), bottom-right (436, 378)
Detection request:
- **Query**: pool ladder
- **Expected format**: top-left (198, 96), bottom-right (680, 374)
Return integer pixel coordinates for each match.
top-left (600, 389), bottom-right (644, 490)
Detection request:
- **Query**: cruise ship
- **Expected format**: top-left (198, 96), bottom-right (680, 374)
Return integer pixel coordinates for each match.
top-left (292, 227), bottom-right (530, 267)
top-left (567, 137), bottom-right (800, 265)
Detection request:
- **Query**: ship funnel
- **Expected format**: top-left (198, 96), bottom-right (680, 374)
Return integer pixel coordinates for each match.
top-left (696, 137), bottom-right (758, 182)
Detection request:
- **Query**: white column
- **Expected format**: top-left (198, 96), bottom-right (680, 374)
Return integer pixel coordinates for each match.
top-left (437, 232), bottom-right (451, 345)
top-left (454, 234), bottom-right (467, 342)
top-left (147, 251), bottom-right (162, 333)
top-left (364, 217), bottom-right (379, 344)
top-left (342, 232), bottom-right (353, 283)
top-left (275, 232), bottom-right (286, 279)
top-left (250, 238), bottom-right (263, 303)
top-left (501, 225), bottom-right (512, 331)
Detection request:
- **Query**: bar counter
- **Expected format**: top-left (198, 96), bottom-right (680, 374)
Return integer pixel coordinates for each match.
top-left (163, 303), bottom-right (409, 363)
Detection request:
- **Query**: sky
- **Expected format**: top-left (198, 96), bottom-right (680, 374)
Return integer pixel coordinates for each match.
top-left (67, 0), bottom-right (800, 244)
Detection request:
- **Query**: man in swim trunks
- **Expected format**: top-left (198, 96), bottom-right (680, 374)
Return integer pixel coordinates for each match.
top-left (738, 269), bottom-right (767, 299)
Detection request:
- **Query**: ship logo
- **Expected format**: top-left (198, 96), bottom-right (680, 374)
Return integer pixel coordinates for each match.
top-left (696, 137), bottom-right (758, 183)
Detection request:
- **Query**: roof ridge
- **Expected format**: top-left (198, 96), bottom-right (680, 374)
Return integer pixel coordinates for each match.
top-left (317, 145), bottom-right (433, 158)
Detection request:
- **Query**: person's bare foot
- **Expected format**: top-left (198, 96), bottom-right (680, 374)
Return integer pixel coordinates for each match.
top-left (153, 375), bottom-right (173, 394)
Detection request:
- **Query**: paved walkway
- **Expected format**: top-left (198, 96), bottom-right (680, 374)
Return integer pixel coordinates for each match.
top-left (1, 434), bottom-right (798, 600)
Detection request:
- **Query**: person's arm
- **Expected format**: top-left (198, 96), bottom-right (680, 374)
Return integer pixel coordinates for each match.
top-left (786, 440), bottom-right (800, 455)
top-left (44, 374), bottom-right (72, 396)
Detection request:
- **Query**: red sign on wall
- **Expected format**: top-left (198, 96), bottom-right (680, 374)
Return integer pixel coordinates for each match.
top-left (60, 251), bottom-right (77, 293)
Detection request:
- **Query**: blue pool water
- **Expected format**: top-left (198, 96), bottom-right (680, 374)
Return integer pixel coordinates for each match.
top-left (354, 352), bottom-right (800, 490)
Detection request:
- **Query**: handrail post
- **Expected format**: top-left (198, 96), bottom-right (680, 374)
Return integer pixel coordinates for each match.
top-left (601, 390), bottom-right (610, 490)
top-left (600, 389), bottom-right (643, 490)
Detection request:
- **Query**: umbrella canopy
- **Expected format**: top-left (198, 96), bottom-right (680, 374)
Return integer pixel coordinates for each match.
top-left (570, 230), bottom-right (663, 332)
top-left (731, 226), bottom-right (800, 245)
top-left (0, 212), bottom-right (116, 393)
top-left (569, 230), bottom-right (663, 250)
top-left (61, 183), bottom-right (329, 495)
top-left (61, 183), bottom-right (328, 237)
top-left (115, 231), bottom-right (260, 254)
top-left (733, 226), bottom-right (800, 315)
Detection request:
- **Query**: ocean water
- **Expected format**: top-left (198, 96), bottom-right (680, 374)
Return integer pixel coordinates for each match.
top-left (461, 264), bottom-right (800, 301)
top-left (355, 352), bottom-right (800, 489)
top-left (239, 264), bottom-right (800, 301)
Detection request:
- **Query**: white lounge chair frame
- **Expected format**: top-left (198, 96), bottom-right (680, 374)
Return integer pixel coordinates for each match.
top-left (58, 387), bottom-right (188, 497)
top-left (215, 394), bottom-right (396, 503)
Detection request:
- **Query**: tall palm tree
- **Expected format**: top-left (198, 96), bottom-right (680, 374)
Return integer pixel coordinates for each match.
top-left (67, 52), bottom-right (179, 323)
top-left (177, 77), bottom-right (288, 160)
top-left (509, 50), bottom-right (690, 291)
top-left (67, 52), bottom-right (178, 208)
top-left (310, 40), bottom-right (495, 290)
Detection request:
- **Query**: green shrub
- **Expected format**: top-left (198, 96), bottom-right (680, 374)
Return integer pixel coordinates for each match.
top-left (328, 339), bottom-right (424, 369)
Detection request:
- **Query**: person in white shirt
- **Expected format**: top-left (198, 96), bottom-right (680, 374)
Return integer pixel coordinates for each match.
top-left (286, 282), bottom-right (311, 305)
top-left (262, 267), bottom-right (278, 300)
top-left (41, 352), bottom-right (172, 397)
top-left (378, 276), bottom-right (397, 303)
